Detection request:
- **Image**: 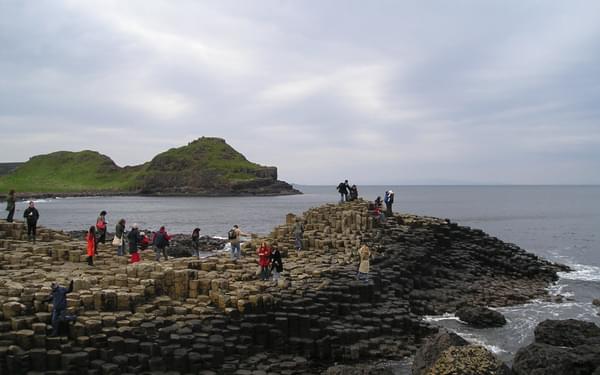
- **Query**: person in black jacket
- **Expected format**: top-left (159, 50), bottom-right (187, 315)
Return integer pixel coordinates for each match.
top-left (45, 280), bottom-right (76, 336)
top-left (23, 201), bottom-right (40, 242)
top-left (270, 246), bottom-right (283, 284)
top-left (337, 180), bottom-right (350, 203)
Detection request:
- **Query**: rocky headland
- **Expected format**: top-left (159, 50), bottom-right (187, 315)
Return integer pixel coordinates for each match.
top-left (0, 200), bottom-right (574, 374)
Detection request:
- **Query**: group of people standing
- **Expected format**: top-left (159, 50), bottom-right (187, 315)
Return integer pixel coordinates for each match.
top-left (4, 190), bottom-right (40, 243)
top-left (85, 211), bottom-right (174, 266)
top-left (336, 180), bottom-right (359, 203)
top-left (257, 241), bottom-right (284, 282)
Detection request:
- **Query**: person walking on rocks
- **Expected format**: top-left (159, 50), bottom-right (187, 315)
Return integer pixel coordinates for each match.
top-left (23, 201), bottom-right (39, 242)
top-left (356, 244), bottom-right (371, 282)
top-left (270, 246), bottom-right (283, 284)
top-left (292, 218), bottom-right (304, 252)
top-left (191, 227), bottom-right (201, 257)
top-left (337, 180), bottom-right (350, 203)
top-left (86, 226), bottom-right (96, 266)
top-left (384, 190), bottom-right (395, 217)
top-left (113, 218), bottom-right (126, 256)
top-left (127, 224), bottom-right (141, 262)
top-left (349, 185), bottom-right (358, 201)
top-left (228, 224), bottom-right (249, 261)
top-left (153, 226), bottom-right (172, 261)
top-left (45, 279), bottom-right (75, 336)
top-left (257, 241), bottom-right (272, 281)
top-left (95, 211), bottom-right (108, 249)
top-left (5, 189), bottom-right (16, 223)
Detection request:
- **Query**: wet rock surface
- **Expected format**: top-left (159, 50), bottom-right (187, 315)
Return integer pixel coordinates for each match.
top-left (412, 330), bottom-right (469, 375)
top-left (456, 306), bottom-right (507, 328)
top-left (512, 319), bottom-right (600, 375)
top-left (0, 200), bottom-right (568, 374)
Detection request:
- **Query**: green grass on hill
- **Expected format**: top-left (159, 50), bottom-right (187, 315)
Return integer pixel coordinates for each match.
top-left (0, 151), bottom-right (144, 193)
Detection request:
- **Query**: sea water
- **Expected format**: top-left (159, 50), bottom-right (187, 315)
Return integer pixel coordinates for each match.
top-left (12, 185), bottom-right (600, 367)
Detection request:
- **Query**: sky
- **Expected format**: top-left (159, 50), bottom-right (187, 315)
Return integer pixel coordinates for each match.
top-left (1, 1), bottom-right (599, 185)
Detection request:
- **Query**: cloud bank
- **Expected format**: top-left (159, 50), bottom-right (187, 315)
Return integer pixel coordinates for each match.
top-left (1, 0), bottom-right (599, 184)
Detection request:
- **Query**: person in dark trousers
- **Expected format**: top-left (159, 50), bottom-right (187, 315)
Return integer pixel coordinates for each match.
top-left (127, 223), bottom-right (141, 261)
top-left (337, 180), bottom-right (349, 203)
top-left (45, 279), bottom-right (75, 336)
top-left (5, 190), bottom-right (15, 222)
top-left (86, 226), bottom-right (96, 266)
top-left (191, 227), bottom-right (201, 257)
top-left (292, 218), bottom-right (304, 252)
top-left (95, 210), bottom-right (107, 248)
top-left (257, 241), bottom-right (272, 281)
top-left (153, 226), bottom-right (172, 261)
top-left (23, 201), bottom-right (39, 242)
top-left (270, 246), bottom-right (283, 284)
top-left (114, 218), bottom-right (126, 256)
top-left (349, 185), bottom-right (358, 201)
top-left (384, 190), bottom-right (395, 217)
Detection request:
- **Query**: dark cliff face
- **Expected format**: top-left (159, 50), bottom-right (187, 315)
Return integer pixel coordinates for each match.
top-left (137, 137), bottom-right (299, 196)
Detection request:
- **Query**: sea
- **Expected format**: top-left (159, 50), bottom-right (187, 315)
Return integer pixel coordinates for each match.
top-left (12, 185), bottom-right (600, 370)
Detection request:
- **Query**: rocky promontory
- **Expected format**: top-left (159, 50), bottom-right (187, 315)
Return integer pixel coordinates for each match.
top-left (0, 200), bottom-right (568, 374)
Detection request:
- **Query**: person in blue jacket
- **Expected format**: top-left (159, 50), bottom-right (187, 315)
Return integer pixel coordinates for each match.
top-left (45, 280), bottom-right (76, 336)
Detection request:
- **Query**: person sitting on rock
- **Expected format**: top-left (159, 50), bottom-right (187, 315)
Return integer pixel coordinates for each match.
top-left (349, 185), bottom-right (358, 201)
top-left (44, 279), bottom-right (76, 336)
top-left (191, 227), bottom-right (201, 257)
top-left (139, 232), bottom-right (150, 251)
top-left (257, 241), bottom-right (272, 281)
top-left (373, 205), bottom-right (386, 224)
top-left (153, 226), bottom-right (172, 261)
top-left (356, 244), bottom-right (371, 283)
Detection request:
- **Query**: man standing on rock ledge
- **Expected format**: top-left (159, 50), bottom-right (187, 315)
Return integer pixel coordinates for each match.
top-left (229, 224), bottom-right (249, 261)
top-left (5, 189), bottom-right (15, 222)
top-left (23, 201), bottom-right (39, 242)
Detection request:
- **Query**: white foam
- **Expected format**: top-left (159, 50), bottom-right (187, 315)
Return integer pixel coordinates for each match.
top-left (559, 263), bottom-right (600, 282)
top-left (423, 313), bottom-right (460, 322)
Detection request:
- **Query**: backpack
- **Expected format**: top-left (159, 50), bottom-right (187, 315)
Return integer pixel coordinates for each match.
top-left (228, 228), bottom-right (237, 240)
top-left (155, 232), bottom-right (169, 248)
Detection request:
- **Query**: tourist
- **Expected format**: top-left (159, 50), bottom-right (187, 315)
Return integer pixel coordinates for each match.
top-left (191, 227), bottom-right (201, 257)
top-left (5, 189), bottom-right (15, 222)
top-left (292, 218), bottom-right (304, 252)
top-left (127, 223), bottom-right (141, 261)
top-left (95, 211), bottom-right (108, 249)
top-left (86, 226), bottom-right (96, 266)
top-left (153, 226), bottom-right (171, 261)
top-left (44, 279), bottom-right (75, 336)
top-left (139, 232), bottom-right (150, 251)
top-left (349, 185), bottom-right (358, 201)
top-left (23, 201), bottom-right (40, 242)
top-left (257, 241), bottom-right (272, 281)
top-left (228, 224), bottom-right (249, 261)
top-left (356, 244), bottom-right (371, 283)
top-left (374, 196), bottom-right (383, 208)
top-left (113, 218), bottom-right (126, 256)
top-left (336, 180), bottom-right (350, 203)
top-left (270, 246), bottom-right (283, 284)
top-left (384, 190), bottom-right (395, 217)
top-left (373, 205), bottom-right (385, 224)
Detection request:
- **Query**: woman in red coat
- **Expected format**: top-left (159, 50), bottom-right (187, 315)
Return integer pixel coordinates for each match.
top-left (257, 241), bottom-right (272, 281)
top-left (86, 226), bottom-right (96, 266)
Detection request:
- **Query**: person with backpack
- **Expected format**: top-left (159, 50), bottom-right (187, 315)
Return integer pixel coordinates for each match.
top-left (23, 201), bottom-right (40, 242)
top-left (127, 223), bottom-right (141, 261)
top-left (228, 224), bottom-right (249, 261)
top-left (5, 189), bottom-right (16, 223)
top-left (95, 211), bottom-right (108, 248)
top-left (191, 227), bottom-right (201, 257)
top-left (153, 226), bottom-right (172, 261)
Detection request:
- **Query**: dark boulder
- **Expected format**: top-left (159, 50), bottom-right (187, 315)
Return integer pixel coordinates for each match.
top-left (534, 319), bottom-right (600, 347)
top-left (456, 306), bottom-right (507, 328)
top-left (412, 330), bottom-right (469, 375)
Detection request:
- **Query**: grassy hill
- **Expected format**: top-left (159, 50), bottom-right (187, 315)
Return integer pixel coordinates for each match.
top-left (0, 138), bottom-right (298, 196)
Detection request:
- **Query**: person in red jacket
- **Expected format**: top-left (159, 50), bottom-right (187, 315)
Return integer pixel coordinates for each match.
top-left (257, 241), bottom-right (272, 281)
top-left (152, 226), bottom-right (172, 261)
top-left (86, 226), bottom-right (96, 266)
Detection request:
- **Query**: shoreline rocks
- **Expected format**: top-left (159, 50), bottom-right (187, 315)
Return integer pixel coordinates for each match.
top-left (0, 200), bottom-right (570, 374)
top-left (456, 306), bottom-right (507, 328)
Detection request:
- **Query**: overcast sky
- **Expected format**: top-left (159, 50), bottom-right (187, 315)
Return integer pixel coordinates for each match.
top-left (1, 1), bottom-right (599, 184)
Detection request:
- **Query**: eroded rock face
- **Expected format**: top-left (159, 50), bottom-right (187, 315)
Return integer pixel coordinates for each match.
top-left (512, 319), bottom-right (600, 375)
top-left (426, 345), bottom-right (513, 375)
top-left (412, 330), bottom-right (470, 375)
top-left (456, 306), bottom-right (507, 328)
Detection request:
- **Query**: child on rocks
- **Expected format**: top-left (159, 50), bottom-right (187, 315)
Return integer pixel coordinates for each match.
top-left (257, 241), bottom-right (272, 281)
top-left (356, 244), bottom-right (371, 282)
top-left (86, 226), bottom-right (96, 266)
